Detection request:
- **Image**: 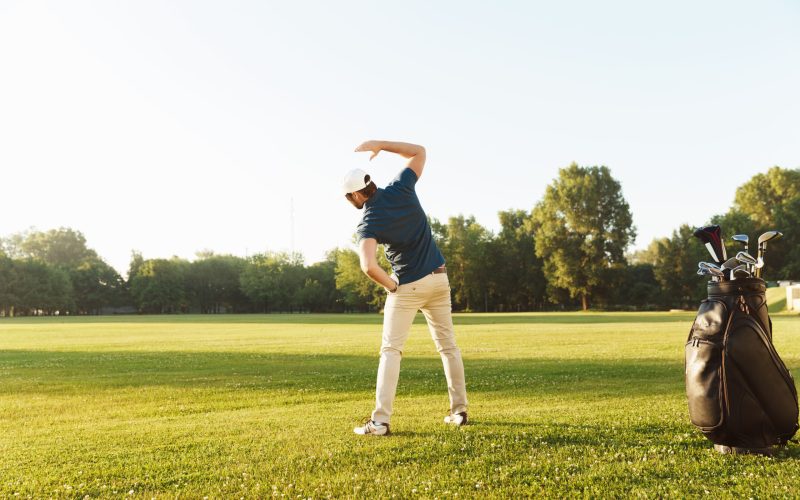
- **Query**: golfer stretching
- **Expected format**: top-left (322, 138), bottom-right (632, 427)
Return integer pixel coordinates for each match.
top-left (343, 140), bottom-right (468, 436)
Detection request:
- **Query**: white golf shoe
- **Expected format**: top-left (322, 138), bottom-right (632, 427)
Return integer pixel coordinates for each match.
top-left (444, 411), bottom-right (468, 426)
top-left (353, 419), bottom-right (390, 436)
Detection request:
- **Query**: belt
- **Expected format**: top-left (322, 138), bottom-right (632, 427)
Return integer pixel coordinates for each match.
top-left (432, 266), bottom-right (447, 275)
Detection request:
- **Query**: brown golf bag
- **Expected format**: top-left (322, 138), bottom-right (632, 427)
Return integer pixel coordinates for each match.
top-left (685, 277), bottom-right (799, 453)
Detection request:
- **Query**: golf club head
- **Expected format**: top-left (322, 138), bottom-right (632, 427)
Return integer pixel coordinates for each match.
top-left (720, 257), bottom-right (739, 281)
top-left (698, 261), bottom-right (724, 277)
top-left (731, 265), bottom-right (751, 280)
top-left (756, 230), bottom-right (783, 278)
top-left (732, 234), bottom-right (749, 252)
top-left (735, 251), bottom-right (757, 266)
top-left (697, 267), bottom-right (721, 282)
top-left (720, 257), bottom-right (739, 271)
top-left (693, 225), bottom-right (726, 264)
top-left (757, 230), bottom-right (783, 247)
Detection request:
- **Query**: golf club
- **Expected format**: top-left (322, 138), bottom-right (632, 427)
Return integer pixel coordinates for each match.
top-left (731, 265), bottom-right (751, 280)
top-left (698, 261), bottom-right (724, 278)
top-left (693, 225), bottom-right (726, 264)
top-left (755, 231), bottom-right (783, 278)
top-left (732, 234), bottom-right (749, 254)
top-left (720, 257), bottom-right (740, 281)
top-left (697, 267), bottom-right (722, 282)
top-left (735, 251), bottom-right (758, 275)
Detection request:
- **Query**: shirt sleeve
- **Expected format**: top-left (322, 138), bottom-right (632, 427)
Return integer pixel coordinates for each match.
top-left (385, 167), bottom-right (418, 194)
top-left (356, 219), bottom-right (378, 242)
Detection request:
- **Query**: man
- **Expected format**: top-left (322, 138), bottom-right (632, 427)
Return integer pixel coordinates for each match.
top-left (342, 140), bottom-right (468, 436)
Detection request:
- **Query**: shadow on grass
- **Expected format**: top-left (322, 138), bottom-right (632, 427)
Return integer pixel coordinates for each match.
top-left (0, 350), bottom-right (684, 399)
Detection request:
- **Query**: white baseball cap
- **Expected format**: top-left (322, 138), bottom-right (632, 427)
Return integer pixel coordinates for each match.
top-left (341, 168), bottom-right (371, 194)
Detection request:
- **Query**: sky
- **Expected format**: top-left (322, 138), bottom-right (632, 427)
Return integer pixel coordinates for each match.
top-left (0, 0), bottom-right (798, 276)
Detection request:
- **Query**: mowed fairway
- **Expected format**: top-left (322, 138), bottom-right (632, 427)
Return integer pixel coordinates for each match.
top-left (3, 313), bottom-right (800, 498)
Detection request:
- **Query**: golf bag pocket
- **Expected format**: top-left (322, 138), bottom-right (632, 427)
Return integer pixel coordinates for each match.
top-left (725, 316), bottom-right (798, 442)
top-left (722, 361), bottom-right (777, 447)
top-left (689, 300), bottom-right (728, 340)
top-left (685, 300), bottom-right (728, 430)
top-left (686, 338), bottom-right (723, 430)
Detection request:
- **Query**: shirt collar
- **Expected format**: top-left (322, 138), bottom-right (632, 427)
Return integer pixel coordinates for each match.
top-left (364, 188), bottom-right (383, 208)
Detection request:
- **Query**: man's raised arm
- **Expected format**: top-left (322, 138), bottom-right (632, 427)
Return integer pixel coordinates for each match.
top-left (354, 140), bottom-right (426, 180)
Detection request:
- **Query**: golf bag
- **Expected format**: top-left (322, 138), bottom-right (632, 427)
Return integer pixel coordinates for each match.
top-left (685, 277), bottom-right (799, 451)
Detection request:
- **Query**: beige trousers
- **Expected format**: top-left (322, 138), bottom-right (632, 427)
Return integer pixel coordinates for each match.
top-left (371, 272), bottom-right (468, 424)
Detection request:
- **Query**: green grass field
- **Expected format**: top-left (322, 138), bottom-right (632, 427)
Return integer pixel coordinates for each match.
top-left (3, 311), bottom-right (800, 498)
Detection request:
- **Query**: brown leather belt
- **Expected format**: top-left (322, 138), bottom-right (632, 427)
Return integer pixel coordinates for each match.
top-left (432, 265), bottom-right (447, 274)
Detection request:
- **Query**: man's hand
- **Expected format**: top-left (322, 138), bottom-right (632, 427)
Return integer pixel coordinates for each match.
top-left (384, 278), bottom-right (399, 294)
top-left (354, 141), bottom-right (383, 161)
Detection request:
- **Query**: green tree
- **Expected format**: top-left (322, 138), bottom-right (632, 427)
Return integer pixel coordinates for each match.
top-left (437, 215), bottom-right (493, 311)
top-left (429, 217), bottom-right (449, 250)
top-left (298, 254), bottom-right (342, 312)
top-left (724, 167), bottom-right (800, 279)
top-left (334, 248), bottom-right (372, 312)
top-left (186, 254), bottom-right (248, 313)
top-left (775, 197), bottom-right (800, 278)
top-left (240, 252), bottom-right (305, 312)
top-left (649, 225), bottom-right (707, 309)
top-left (733, 167), bottom-right (800, 227)
top-left (129, 258), bottom-right (189, 313)
top-left (709, 209), bottom-right (760, 259)
top-left (598, 264), bottom-right (662, 310)
top-left (489, 209), bottom-right (547, 311)
top-left (69, 259), bottom-right (128, 314)
top-left (532, 164), bottom-right (636, 310)
top-left (0, 255), bottom-right (15, 316)
top-left (625, 248), bottom-right (667, 309)
top-left (9, 260), bottom-right (73, 315)
top-left (128, 251), bottom-right (145, 282)
top-left (3, 227), bottom-right (126, 314)
top-left (10, 228), bottom-right (95, 267)
top-left (333, 246), bottom-right (391, 312)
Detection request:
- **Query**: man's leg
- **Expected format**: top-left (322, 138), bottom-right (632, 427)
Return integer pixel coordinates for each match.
top-left (420, 274), bottom-right (468, 416)
top-left (371, 285), bottom-right (420, 424)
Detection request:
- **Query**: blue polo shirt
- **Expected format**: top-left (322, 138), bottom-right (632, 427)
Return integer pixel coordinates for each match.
top-left (356, 168), bottom-right (445, 285)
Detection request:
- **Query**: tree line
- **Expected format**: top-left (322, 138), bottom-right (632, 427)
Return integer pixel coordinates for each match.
top-left (1, 165), bottom-right (797, 316)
